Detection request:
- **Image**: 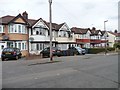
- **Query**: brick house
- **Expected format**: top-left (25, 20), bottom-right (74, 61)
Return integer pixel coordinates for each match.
top-left (0, 12), bottom-right (29, 57)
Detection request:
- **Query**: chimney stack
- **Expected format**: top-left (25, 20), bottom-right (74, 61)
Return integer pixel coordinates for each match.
top-left (22, 11), bottom-right (28, 20)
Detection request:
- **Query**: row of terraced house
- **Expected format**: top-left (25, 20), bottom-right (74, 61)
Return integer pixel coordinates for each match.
top-left (0, 11), bottom-right (120, 57)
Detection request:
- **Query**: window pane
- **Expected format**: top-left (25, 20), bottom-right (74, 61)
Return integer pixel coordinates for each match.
top-left (22, 25), bottom-right (25, 33)
top-left (18, 43), bottom-right (21, 50)
top-left (15, 43), bottom-right (17, 48)
top-left (22, 43), bottom-right (24, 50)
top-left (10, 25), bottom-right (14, 33)
top-left (18, 25), bottom-right (21, 33)
top-left (40, 44), bottom-right (42, 50)
top-left (24, 43), bottom-right (26, 50)
top-left (36, 44), bottom-right (39, 50)
top-left (7, 42), bottom-right (13, 48)
top-left (15, 25), bottom-right (17, 32)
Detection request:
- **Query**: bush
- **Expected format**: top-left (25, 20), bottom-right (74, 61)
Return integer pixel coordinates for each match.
top-left (87, 47), bottom-right (115, 54)
top-left (114, 43), bottom-right (120, 49)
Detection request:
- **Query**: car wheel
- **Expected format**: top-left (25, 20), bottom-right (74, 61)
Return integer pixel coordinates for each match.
top-left (82, 53), bottom-right (85, 55)
top-left (15, 56), bottom-right (19, 60)
top-left (57, 55), bottom-right (61, 57)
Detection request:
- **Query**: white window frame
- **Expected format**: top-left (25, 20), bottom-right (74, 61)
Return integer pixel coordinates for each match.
top-left (9, 24), bottom-right (27, 34)
top-left (0, 25), bottom-right (4, 33)
top-left (36, 43), bottom-right (43, 51)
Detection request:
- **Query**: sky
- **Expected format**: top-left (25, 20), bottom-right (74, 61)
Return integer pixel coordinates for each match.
top-left (0, 0), bottom-right (119, 31)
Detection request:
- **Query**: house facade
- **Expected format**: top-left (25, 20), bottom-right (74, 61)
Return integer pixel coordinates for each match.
top-left (115, 33), bottom-right (120, 43)
top-left (90, 28), bottom-right (103, 48)
top-left (71, 27), bottom-right (91, 48)
top-left (0, 12), bottom-right (29, 57)
top-left (71, 27), bottom-right (110, 48)
top-left (54, 23), bottom-right (76, 50)
top-left (28, 18), bottom-right (57, 55)
top-left (107, 31), bottom-right (117, 47)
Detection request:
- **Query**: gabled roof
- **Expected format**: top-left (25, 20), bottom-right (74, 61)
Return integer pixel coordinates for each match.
top-left (46, 22), bottom-right (65, 31)
top-left (0, 13), bottom-right (66, 31)
top-left (0, 15), bottom-right (15, 24)
top-left (107, 31), bottom-right (118, 36)
top-left (0, 14), bottom-right (29, 25)
top-left (27, 19), bottom-right (37, 26)
top-left (117, 33), bottom-right (120, 37)
top-left (90, 30), bottom-right (101, 36)
top-left (71, 27), bottom-right (90, 34)
top-left (101, 31), bottom-right (106, 36)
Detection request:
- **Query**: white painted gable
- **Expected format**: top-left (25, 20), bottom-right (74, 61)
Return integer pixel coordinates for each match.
top-left (59, 23), bottom-right (70, 31)
top-left (33, 19), bottom-right (48, 29)
top-left (87, 30), bottom-right (91, 34)
top-left (98, 31), bottom-right (102, 35)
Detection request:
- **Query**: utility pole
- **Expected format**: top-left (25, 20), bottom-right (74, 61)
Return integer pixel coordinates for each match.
top-left (49, 0), bottom-right (53, 61)
top-left (104, 20), bottom-right (108, 55)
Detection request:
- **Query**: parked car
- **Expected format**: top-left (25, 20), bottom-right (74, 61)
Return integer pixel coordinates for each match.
top-left (40, 47), bottom-right (62, 58)
top-left (68, 46), bottom-right (86, 55)
top-left (1, 48), bottom-right (22, 61)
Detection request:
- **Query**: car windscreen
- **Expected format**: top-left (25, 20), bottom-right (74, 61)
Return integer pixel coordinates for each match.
top-left (3, 48), bottom-right (14, 52)
top-left (75, 47), bottom-right (82, 50)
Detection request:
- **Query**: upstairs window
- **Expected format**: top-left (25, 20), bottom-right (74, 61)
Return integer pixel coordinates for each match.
top-left (18, 25), bottom-right (21, 33)
top-left (0, 25), bottom-right (4, 33)
top-left (34, 27), bottom-right (45, 36)
top-left (9, 24), bottom-right (27, 34)
top-left (36, 31), bottom-right (39, 35)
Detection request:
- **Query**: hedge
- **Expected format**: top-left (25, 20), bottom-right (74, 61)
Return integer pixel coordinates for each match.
top-left (86, 47), bottom-right (115, 54)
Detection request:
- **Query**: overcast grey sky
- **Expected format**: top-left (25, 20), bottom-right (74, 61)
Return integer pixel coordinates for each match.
top-left (0, 0), bottom-right (119, 31)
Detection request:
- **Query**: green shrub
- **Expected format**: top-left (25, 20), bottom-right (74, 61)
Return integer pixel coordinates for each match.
top-left (114, 43), bottom-right (120, 49)
top-left (87, 47), bottom-right (115, 54)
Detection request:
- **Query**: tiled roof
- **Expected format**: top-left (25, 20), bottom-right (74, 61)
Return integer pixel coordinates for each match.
top-left (0, 14), bottom-right (29, 25)
top-left (101, 31), bottom-right (106, 36)
top-left (117, 33), bottom-right (120, 37)
top-left (90, 30), bottom-right (101, 36)
top-left (71, 27), bottom-right (89, 34)
top-left (107, 31), bottom-right (118, 36)
top-left (0, 13), bottom-right (65, 31)
top-left (0, 15), bottom-right (15, 24)
top-left (27, 19), bottom-right (37, 26)
top-left (46, 22), bottom-right (64, 30)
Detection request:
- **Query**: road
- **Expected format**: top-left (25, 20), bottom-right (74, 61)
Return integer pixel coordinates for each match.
top-left (2, 54), bottom-right (119, 88)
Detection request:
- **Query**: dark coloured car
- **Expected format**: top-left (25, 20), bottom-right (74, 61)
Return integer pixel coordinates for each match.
top-left (68, 46), bottom-right (86, 55)
top-left (1, 48), bottom-right (22, 61)
top-left (40, 47), bottom-right (62, 58)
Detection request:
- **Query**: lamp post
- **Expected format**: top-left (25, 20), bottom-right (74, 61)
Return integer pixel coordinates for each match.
top-left (49, 0), bottom-right (53, 61)
top-left (104, 20), bottom-right (108, 54)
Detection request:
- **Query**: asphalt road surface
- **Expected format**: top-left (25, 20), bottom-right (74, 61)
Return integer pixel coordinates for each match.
top-left (2, 54), bottom-right (119, 88)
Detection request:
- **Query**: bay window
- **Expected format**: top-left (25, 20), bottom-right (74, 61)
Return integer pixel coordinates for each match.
top-left (9, 24), bottom-right (27, 34)
top-left (7, 41), bottom-right (27, 50)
